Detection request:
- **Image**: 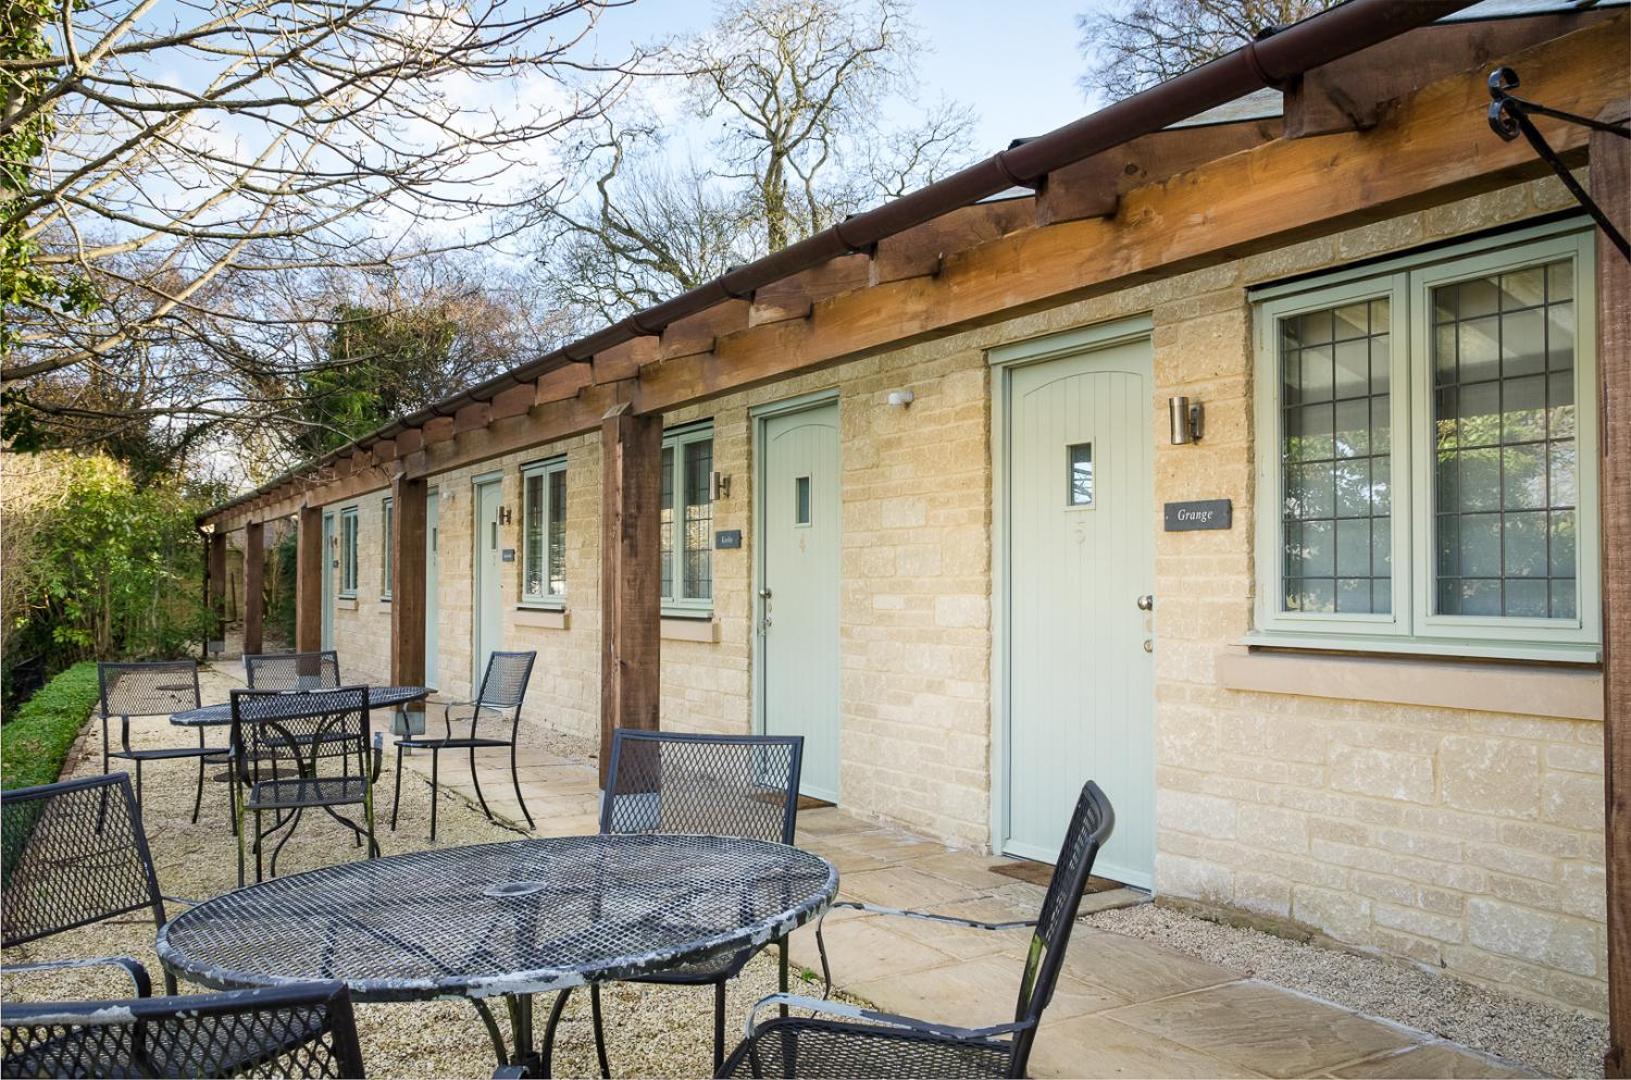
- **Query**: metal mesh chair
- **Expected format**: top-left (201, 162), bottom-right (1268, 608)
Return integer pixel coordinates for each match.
top-left (244, 651), bottom-right (342, 691)
top-left (541, 730), bottom-right (804, 1077)
top-left (1, 981), bottom-right (367, 1078)
top-left (229, 687), bottom-right (382, 886)
top-left (391, 650), bottom-right (536, 841)
top-left (97, 660), bottom-right (222, 823)
top-left (718, 780), bottom-right (1115, 1079)
top-left (2, 773), bottom-right (173, 997)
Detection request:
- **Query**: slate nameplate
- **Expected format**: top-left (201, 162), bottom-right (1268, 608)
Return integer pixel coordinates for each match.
top-left (501, 548), bottom-right (516, 562)
top-left (1164, 499), bottom-right (1232, 531)
top-left (715, 529), bottom-right (743, 549)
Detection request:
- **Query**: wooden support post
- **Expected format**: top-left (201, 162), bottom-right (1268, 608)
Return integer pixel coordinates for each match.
top-left (295, 505), bottom-right (324, 651)
top-left (1594, 118), bottom-right (1630, 1080)
top-left (391, 472), bottom-right (428, 691)
top-left (243, 521), bottom-right (265, 656)
top-left (207, 531), bottom-right (227, 651)
top-left (599, 404), bottom-right (663, 785)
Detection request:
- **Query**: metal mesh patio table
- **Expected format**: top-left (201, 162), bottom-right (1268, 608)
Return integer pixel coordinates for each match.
top-left (170, 686), bottom-right (430, 727)
top-left (156, 834), bottom-right (838, 1073)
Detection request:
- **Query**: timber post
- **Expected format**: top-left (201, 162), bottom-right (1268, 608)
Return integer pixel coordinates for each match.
top-left (391, 471), bottom-right (428, 694)
top-left (1593, 112), bottom-right (1630, 1080)
top-left (599, 403), bottom-right (663, 785)
top-left (242, 521), bottom-right (265, 656)
top-left (207, 530), bottom-right (228, 654)
top-left (295, 503), bottom-right (324, 652)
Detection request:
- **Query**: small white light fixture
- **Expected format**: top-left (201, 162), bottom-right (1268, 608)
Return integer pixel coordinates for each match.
top-left (886, 389), bottom-right (915, 409)
top-left (1169, 396), bottom-right (1204, 444)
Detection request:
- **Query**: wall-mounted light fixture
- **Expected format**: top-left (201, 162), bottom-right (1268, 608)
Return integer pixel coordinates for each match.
top-left (1169, 396), bottom-right (1204, 445)
top-left (886, 389), bottom-right (915, 409)
top-left (498, 506), bottom-right (512, 526)
top-left (710, 470), bottom-right (731, 500)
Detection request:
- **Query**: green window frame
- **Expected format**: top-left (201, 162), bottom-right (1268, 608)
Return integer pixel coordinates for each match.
top-left (381, 497), bottom-right (393, 599)
top-left (661, 424), bottom-right (714, 616)
top-left (339, 506), bottom-right (359, 598)
top-left (521, 457), bottom-right (567, 607)
top-left (1250, 223), bottom-right (1600, 662)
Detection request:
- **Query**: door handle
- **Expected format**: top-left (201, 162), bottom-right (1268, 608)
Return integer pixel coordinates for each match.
top-left (1136, 594), bottom-right (1154, 611)
top-left (759, 587), bottom-right (772, 599)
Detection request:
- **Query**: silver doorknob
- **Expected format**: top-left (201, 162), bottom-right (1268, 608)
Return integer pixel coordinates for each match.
top-left (1136, 594), bottom-right (1154, 611)
top-left (759, 587), bottom-right (773, 599)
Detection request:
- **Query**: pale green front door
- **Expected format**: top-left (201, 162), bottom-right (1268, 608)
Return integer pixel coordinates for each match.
top-left (321, 511), bottom-right (335, 650)
top-left (473, 479), bottom-right (503, 691)
top-left (758, 402), bottom-right (842, 801)
top-left (1005, 338), bottom-right (1156, 887)
top-left (425, 490), bottom-right (440, 690)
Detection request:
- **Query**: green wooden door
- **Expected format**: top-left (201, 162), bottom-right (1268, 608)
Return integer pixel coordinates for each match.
top-left (1005, 339), bottom-right (1155, 887)
top-left (425, 490), bottom-right (440, 690)
top-left (321, 511), bottom-right (335, 651)
top-left (759, 402), bottom-right (842, 801)
top-left (473, 479), bottom-right (503, 691)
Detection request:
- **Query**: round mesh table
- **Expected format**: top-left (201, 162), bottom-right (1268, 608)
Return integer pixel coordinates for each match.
top-left (170, 686), bottom-right (429, 727)
top-left (157, 834), bottom-right (837, 1072)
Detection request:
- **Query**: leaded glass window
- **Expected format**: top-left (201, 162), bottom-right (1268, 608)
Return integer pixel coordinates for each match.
top-left (1251, 225), bottom-right (1598, 660)
top-left (521, 458), bottom-right (566, 604)
top-left (1279, 298), bottom-right (1392, 614)
top-left (660, 426), bottom-right (714, 611)
top-left (1431, 261), bottom-right (1575, 619)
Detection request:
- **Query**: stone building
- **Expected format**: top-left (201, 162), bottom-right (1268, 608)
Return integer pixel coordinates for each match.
top-left (199, 0), bottom-right (1630, 1035)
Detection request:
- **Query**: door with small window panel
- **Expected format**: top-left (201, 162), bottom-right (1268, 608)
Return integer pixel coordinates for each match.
top-left (1005, 340), bottom-right (1155, 887)
top-left (758, 402), bottom-right (842, 801)
top-left (472, 478), bottom-right (503, 690)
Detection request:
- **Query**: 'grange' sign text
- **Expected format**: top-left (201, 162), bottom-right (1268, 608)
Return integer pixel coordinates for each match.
top-left (1163, 499), bottom-right (1232, 531)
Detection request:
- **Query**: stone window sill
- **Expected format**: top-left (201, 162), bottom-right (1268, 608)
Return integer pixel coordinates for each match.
top-left (1217, 646), bottom-right (1602, 721)
top-left (335, 596), bottom-right (358, 612)
top-left (514, 607), bottom-right (568, 631)
top-left (661, 618), bottom-right (719, 643)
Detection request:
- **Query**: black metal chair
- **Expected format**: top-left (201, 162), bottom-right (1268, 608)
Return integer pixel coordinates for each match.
top-left (244, 650), bottom-right (342, 690)
top-left (717, 780), bottom-right (1115, 1079)
top-left (229, 687), bottom-right (382, 886)
top-left (97, 660), bottom-right (221, 822)
top-left (2, 773), bottom-right (175, 997)
top-left (1, 981), bottom-right (367, 1078)
top-left (540, 730), bottom-right (805, 1077)
top-left (391, 650), bottom-right (536, 841)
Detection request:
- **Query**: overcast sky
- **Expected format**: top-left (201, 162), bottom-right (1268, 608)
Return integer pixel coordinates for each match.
top-left (586, 0), bottom-right (1100, 158)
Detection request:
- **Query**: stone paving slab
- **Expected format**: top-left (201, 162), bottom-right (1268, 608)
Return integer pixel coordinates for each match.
top-left (188, 664), bottom-right (1534, 1078)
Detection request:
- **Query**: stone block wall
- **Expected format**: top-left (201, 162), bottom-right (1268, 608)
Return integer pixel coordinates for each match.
top-left (314, 173), bottom-right (1605, 1013)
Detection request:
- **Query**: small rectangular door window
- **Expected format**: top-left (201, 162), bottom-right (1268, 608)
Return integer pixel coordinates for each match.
top-left (1068, 443), bottom-right (1094, 506)
top-left (795, 476), bottom-right (812, 526)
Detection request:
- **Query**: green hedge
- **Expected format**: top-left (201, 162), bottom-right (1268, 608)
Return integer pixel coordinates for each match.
top-left (2, 661), bottom-right (101, 790)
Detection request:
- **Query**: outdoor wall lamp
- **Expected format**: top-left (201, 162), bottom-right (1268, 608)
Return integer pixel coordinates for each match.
top-left (1169, 396), bottom-right (1204, 444)
top-left (886, 389), bottom-right (915, 409)
top-left (710, 470), bottom-right (731, 500)
top-left (498, 506), bottom-right (512, 525)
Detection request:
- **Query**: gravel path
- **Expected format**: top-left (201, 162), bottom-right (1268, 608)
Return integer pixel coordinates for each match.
top-left (2, 710), bottom-right (849, 1079)
top-left (1087, 903), bottom-right (1606, 1079)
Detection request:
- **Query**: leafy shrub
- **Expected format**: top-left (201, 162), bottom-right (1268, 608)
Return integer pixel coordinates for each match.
top-left (2, 452), bottom-right (215, 689)
top-left (1, 661), bottom-right (100, 789)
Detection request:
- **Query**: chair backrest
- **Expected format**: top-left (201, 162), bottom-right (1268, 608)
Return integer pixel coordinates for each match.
top-left (1, 773), bottom-right (165, 949)
top-left (1, 981), bottom-right (367, 1078)
top-left (229, 687), bottom-right (370, 784)
top-left (98, 660), bottom-right (199, 718)
top-left (601, 730), bottom-right (804, 844)
top-left (1006, 780), bottom-right (1114, 1077)
top-left (475, 650), bottom-right (536, 710)
top-left (244, 651), bottom-right (341, 691)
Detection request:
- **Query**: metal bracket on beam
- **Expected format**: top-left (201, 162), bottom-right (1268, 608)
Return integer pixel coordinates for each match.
top-left (1487, 66), bottom-right (1630, 260)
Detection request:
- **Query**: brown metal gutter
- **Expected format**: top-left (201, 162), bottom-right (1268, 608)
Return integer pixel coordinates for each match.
top-left (203, 0), bottom-right (1479, 524)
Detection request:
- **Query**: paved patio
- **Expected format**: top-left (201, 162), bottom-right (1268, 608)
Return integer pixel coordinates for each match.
top-left (197, 664), bottom-right (1535, 1078)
